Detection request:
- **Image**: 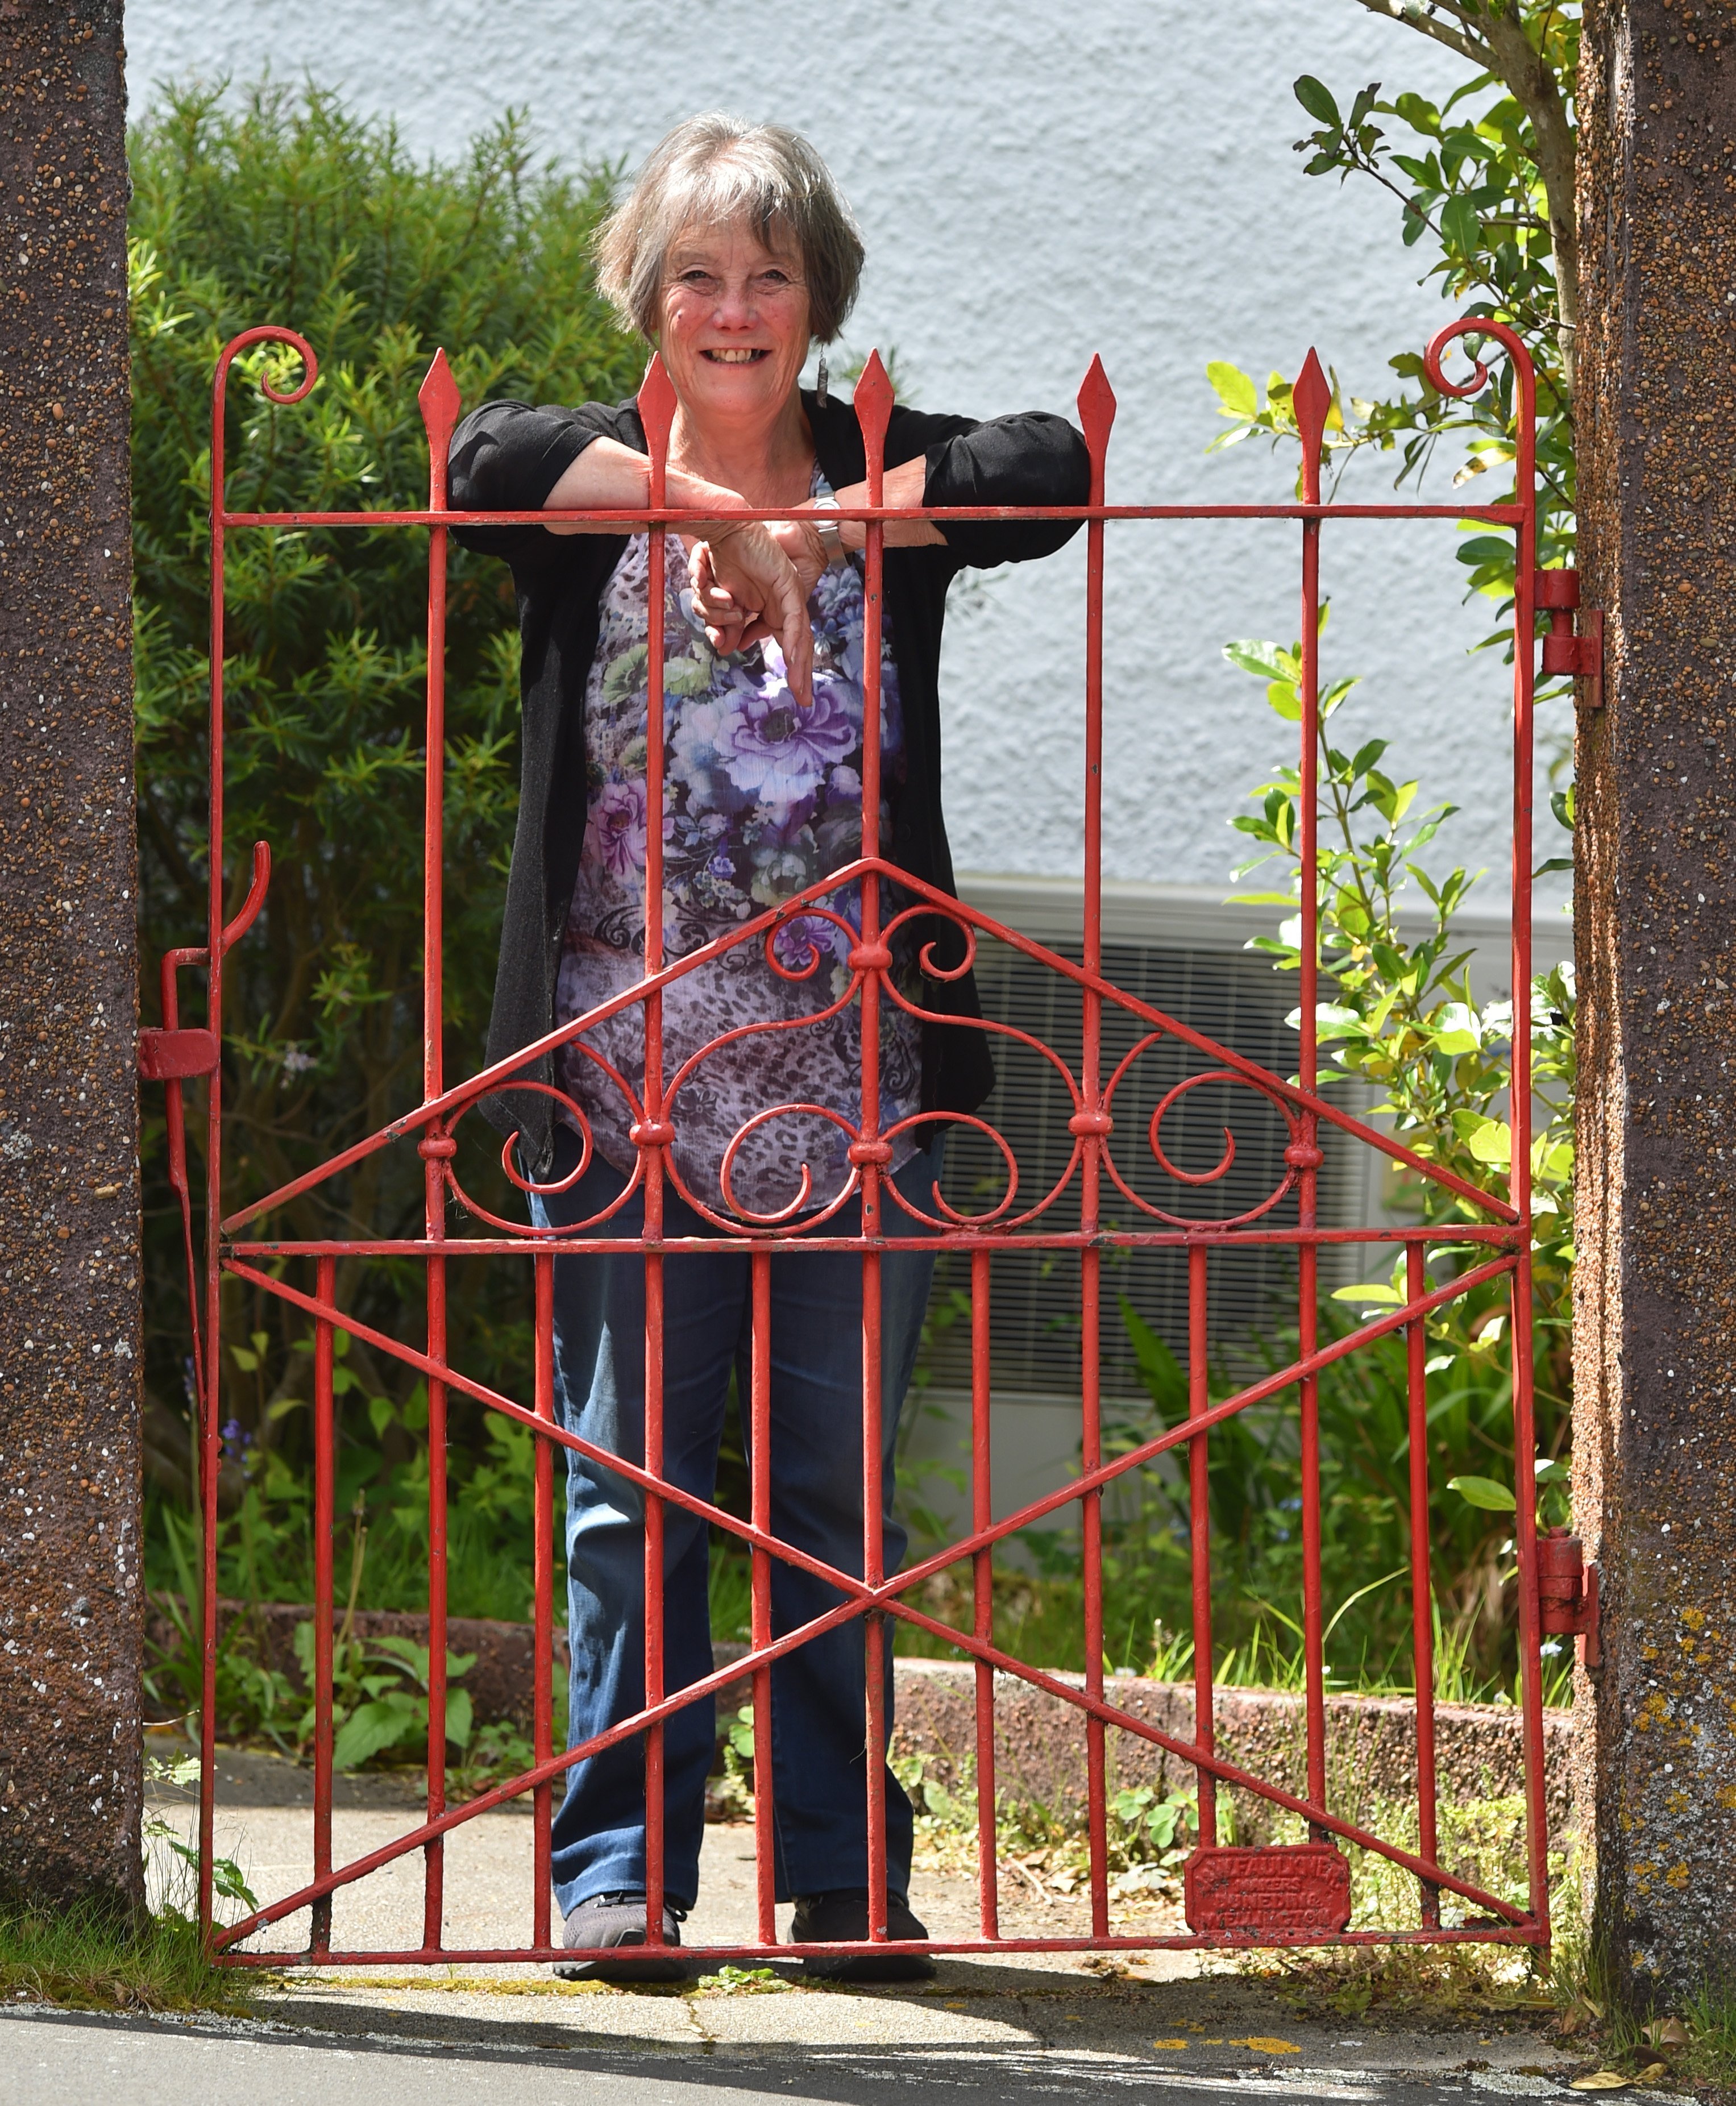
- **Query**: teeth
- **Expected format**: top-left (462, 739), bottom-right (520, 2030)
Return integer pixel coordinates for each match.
top-left (707, 348), bottom-right (764, 363)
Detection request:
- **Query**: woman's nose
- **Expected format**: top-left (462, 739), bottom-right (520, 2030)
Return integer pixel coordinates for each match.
top-left (710, 277), bottom-right (757, 327)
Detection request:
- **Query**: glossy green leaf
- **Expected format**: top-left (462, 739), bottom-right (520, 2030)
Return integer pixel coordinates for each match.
top-left (1294, 74), bottom-right (1342, 127)
top-left (1447, 1475), bottom-right (1518, 1513)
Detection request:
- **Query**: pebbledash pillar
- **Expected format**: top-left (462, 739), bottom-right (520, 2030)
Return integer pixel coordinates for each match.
top-left (0, 0), bottom-right (143, 1916)
top-left (1574, 0), bottom-right (1736, 2003)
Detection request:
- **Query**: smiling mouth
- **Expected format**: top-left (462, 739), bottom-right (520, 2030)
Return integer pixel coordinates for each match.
top-left (701, 347), bottom-right (771, 364)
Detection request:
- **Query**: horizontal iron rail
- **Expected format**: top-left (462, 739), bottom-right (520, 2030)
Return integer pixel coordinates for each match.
top-left (216, 1927), bottom-right (1548, 1966)
top-left (216, 501), bottom-right (1529, 528)
top-left (226, 1224), bottom-right (1527, 1257)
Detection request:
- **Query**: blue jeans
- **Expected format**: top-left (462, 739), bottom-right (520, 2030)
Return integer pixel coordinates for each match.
top-left (529, 1132), bottom-right (944, 1914)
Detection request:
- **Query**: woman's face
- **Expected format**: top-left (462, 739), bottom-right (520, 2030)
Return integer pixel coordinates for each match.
top-left (658, 218), bottom-right (812, 426)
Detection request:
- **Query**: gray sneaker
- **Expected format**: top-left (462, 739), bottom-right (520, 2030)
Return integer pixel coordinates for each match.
top-left (790, 1888), bottom-right (937, 1981)
top-left (556, 1890), bottom-right (688, 1983)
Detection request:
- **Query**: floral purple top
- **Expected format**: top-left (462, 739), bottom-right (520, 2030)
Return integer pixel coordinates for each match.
top-left (554, 471), bottom-right (924, 1218)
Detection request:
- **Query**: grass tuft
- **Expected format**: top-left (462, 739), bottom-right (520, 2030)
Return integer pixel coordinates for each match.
top-left (1546, 1942), bottom-right (1736, 2095)
top-left (0, 1901), bottom-right (262, 2017)
top-left (1242, 1940), bottom-right (1555, 2023)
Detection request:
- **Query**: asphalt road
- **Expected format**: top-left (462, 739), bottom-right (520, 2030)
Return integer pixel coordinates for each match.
top-left (0, 2008), bottom-right (1614, 2106)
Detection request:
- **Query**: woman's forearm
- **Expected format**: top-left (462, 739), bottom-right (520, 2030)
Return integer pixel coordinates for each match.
top-left (543, 441), bottom-right (942, 547)
top-left (541, 438), bottom-right (749, 536)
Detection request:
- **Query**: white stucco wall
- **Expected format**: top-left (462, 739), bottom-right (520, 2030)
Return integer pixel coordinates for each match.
top-left (126, 0), bottom-right (1559, 913)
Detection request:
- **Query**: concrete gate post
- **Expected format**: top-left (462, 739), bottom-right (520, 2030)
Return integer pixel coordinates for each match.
top-left (0, 1), bottom-right (143, 1916)
top-left (1575, 0), bottom-right (1736, 2003)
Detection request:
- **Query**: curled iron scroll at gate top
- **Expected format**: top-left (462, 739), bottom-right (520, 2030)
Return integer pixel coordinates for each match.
top-left (155, 313), bottom-right (1551, 1962)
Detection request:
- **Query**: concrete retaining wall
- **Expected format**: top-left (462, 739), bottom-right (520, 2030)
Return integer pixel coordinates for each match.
top-left (169, 1601), bottom-right (1571, 1846)
top-left (887, 1658), bottom-right (1573, 1847)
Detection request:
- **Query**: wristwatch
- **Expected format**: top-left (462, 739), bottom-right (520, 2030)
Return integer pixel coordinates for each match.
top-left (809, 494), bottom-right (845, 564)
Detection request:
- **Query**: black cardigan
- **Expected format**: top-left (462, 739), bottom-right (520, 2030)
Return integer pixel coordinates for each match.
top-left (448, 388), bottom-right (1090, 1177)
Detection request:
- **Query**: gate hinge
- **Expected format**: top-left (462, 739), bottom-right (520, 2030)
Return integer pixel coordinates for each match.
top-left (138, 1027), bottom-right (220, 1081)
top-left (1538, 1526), bottom-right (1601, 1668)
top-left (1535, 569), bottom-right (1604, 705)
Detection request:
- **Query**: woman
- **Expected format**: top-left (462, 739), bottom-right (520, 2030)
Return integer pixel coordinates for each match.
top-left (449, 113), bottom-right (1087, 1980)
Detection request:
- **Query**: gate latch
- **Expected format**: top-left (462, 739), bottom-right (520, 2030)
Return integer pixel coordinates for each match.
top-left (1535, 569), bottom-right (1604, 706)
top-left (1538, 1526), bottom-right (1600, 1667)
top-left (137, 1027), bottom-right (220, 1081)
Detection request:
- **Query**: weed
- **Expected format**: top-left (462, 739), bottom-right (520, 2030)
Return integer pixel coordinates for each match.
top-left (292, 1626), bottom-right (477, 1771)
top-left (882, 1744), bottom-right (1199, 1910)
top-left (6, 1762), bottom-right (267, 2016)
top-left (1548, 1946), bottom-right (1736, 2094)
top-left (693, 1964), bottom-right (789, 1993)
top-left (0, 1901), bottom-right (260, 2017)
top-left (451, 1718), bottom-right (542, 1798)
top-left (711, 1704), bottom-right (757, 1820)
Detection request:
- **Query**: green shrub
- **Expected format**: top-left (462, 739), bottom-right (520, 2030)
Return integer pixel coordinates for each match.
top-left (130, 82), bottom-right (641, 1614)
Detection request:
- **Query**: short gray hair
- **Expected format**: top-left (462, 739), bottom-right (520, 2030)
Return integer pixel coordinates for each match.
top-left (595, 114), bottom-right (864, 345)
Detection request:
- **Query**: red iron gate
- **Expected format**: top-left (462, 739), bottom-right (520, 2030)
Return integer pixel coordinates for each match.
top-left (148, 315), bottom-right (1569, 1967)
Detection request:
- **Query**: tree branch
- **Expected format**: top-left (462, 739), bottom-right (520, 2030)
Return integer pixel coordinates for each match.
top-left (1475, 5), bottom-right (1579, 380)
top-left (1349, 0), bottom-right (1577, 399)
top-left (1350, 0), bottom-right (1493, 72)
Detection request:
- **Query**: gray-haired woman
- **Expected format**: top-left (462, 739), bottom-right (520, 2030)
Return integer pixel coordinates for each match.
top-left (450, 113), bottom-right (1088, 1981)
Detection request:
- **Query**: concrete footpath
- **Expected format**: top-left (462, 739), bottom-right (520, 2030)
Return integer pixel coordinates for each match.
top-left (0, 1748), bottom-right (1646, 2106)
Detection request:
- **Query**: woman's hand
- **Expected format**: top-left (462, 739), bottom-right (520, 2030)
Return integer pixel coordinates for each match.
top-left (543, 443), bottom-right (824, 703)
top-left (688, 522), bottom-right (819, 705)
top-left (827, 458), bottom-right (948, 550)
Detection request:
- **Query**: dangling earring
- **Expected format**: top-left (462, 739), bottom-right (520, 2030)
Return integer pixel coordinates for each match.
top-left (816, 351), bottom-right (829, 409)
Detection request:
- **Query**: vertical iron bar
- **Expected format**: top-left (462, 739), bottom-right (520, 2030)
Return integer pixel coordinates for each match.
top-left (1405, 1240), bottom-right (1440, 1926)
top-left (201, 331), bottom-right (312, 1940)
top-left (420, 381), bottom-right (452, 1955)
top-left (637, 358), bottom-right (674, 1950)
top-left (857, 355), bottom-right (890, 1950)
top-left (970, 1249), bottom-right (999, 1938)
top-left (1505, 354), bottom-right (1547, 1932)
top-left (1076, 358), bottom-right (1115, 1942)
top-left (1080, 1248), bottom-right (1107, 1939)
top-left (310, 1258), bottom-right (336, 1958)
top-left (422, 1280), bottom-right (448, 1955)
top-left (199, 379), bottom-right (228, 1939)
top-left (1296, 358), bottom-right (1327, 1831)
top-left (1188, 1244), bottom-right (1216, 1849)
top-left (750, 1251), bottom-right (776, 1946)
top-left (533, 1251), bottom-right (555, 1950)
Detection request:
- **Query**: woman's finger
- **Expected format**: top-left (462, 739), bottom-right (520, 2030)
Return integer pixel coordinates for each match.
top-left (693, 525), bottom-right (812, 700)
top-left (689, 542), bottom-right (739, 616)
top-left (692, 538), bottom-right (762, 628)
top-left (767, 562), bottom-right (814, 707)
